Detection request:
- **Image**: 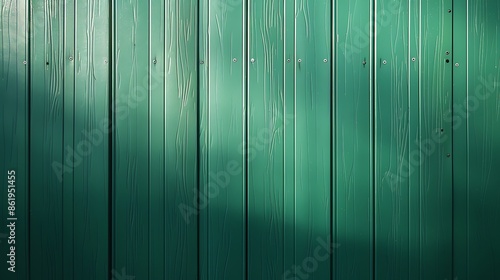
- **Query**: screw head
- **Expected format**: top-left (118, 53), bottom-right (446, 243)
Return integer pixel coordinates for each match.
top-left (447, 153), bottom-right (451, 158)
top-left (297, 59), bottom-right (302, 63)
top-left (200, 60), bottom-right (204, 64)
top-left (445, 51), bottom-right (450, 55)
top-left (153, 59), bottom-right (157, 64)
top-left (286, 58), bottom-right (291, 63)
top-left (455, 63), bottom-right (460, 67)
top-left (69, 56), bottom-right (74, 61)
top-left (412, 57), bottom-right (416, 62)
top-left (104, 59), bottom-right (108, 64)
top-left (23, 60), bottom-right (27, 65)
top-left (250, 58), bottom-right (255, 63)
top-left (382, 60), bottom-right (387, 65)
top-left (323, 58), bottom-right (328, 63)
top-left (232, 58), bottom-right (237, 62)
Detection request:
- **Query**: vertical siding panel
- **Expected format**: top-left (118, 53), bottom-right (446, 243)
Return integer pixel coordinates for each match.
top-left (283, 0), bottom-right (296, 275)
top-left (198, 0), bottom-right (209, 278)
top-left (201, 0), bottom-right (246, 278)
top-left (374, 1), bottom-right (410, 278)
top-left (419, 0), bottom-right (453, 278)
top-left (30, 0), bottom-right (65, 278)
top-left (0, 0), bottom-right (29, 278)
top-left (113, 0), bottom-right (149, 277)
top-left (452, 0), bottom-right (468, 279)
top-left (148, 0), bottom-right (165, 278)
top-left (294, 0), bottom-right (332, 279)
top-left (335, 0), bottom-right (374, 278)
top-left (464, 0), bottom-right (500, 277)
top-left (247, 0), bottom-right (286, 279)
top-left (72, 0), bottom-right (110, 278)
top-left (408, 0), bottom-right (421, 278)
top-left (164, 0), bottom-right (198, 278)
top-left (62, 0), bottom-right (75, 278)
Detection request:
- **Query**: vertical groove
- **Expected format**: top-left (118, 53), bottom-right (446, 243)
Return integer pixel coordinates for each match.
top-left (451, 0), bottom-right (455, 277)
top-left (244, 0), bottom-right (249, 279)
top-left (330, 0), bottom-right (334, 277)
top-left (147, 0), bottom-right (152, 277)
top-left (465, 0), bottom-right (469, 277)
top-left (196, 0), bottom-right (201, 278)
top-left (371, 0), bottom-right (376, 278)
top-left (108, 0), bottom-right (114, 277)
top-left (27, 0), bottom-right (32, 276)
top-left (418, 0), bottom-right (423, 276)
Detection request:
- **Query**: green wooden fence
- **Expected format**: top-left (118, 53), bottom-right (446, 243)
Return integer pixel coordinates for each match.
top-left (1, 0), bottom-right (499, 279)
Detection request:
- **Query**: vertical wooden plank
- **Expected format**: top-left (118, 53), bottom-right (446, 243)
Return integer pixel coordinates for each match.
top-left (0, 0), bottom-right (29, 278)
top-left (113, 0), bottom-right (149, 277)
top-left (62, 0), bottom-right (75, 278)
top-left (247, 0), bottom-right (290, 279)
top-left (72, 0), bottom-right (110, 278)
top-left (29, 0), bottom-right (65, 277)
top-left (199, 0), bottom-right (246, 278)
top-left (419, 0), bottom-right (453, 278)
top-left (283, 0), bottom-right (296, 276)
top-left (374, 1), bottom-right (410, 278)
top-left (408, 0), bottom-right (421, 278)
top-left (335, 0), bottom-right (374, 277)
top-left (198, 0), bottom-right (209, 278)
top-left (294, 0), bottom-right (331, 279)
top-left (164, 0), bottom-right (198, 278)
top-left (462, 0), bottom-right (500, 277)
top-left (148, 0), bottom-right (165, 278)
top-left (452, 0), bottom-right (468, 279)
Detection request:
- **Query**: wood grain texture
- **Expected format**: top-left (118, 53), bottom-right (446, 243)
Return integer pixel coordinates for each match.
top-left (294, 0), bottom-right (332, 279)
top-left (29, 0), bottom-right (65, 277)
top-left (1, 1), bottom-right (499, 279)
top-left (247, 0), bottom-right (286, 278)
top-left (0, 0), bottom-right (29, 279)
top-left (113, 0), bottom-right (149, 278)
top-left (335, 0), bottom-right (374, 278)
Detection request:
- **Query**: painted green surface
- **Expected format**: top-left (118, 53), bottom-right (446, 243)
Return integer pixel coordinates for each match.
top-left (1, 0), bottom-right (500, 279)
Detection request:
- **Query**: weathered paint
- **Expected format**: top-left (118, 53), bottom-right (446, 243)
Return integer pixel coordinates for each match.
top-left (0, 0), bottom-right (499, 279)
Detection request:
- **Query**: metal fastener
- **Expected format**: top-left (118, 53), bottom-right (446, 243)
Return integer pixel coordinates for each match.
top-left (23, 60), bottom-right (27, 65)
top-left (445, 51), bottom-right (450, 55)
top-left (382, 60), bottom-right (387, 65)
top-left (69, 56), bottom-right (73, 61)
top-left (232, 58), bottom-right (237, 62)
top-left (447, 153), bottom-right (451, 158)
top-left (297, 59), bottom-right (302, 63)
top-left (153, 59), bottom-right (157, 64)
top-left (287, 59), bottom-right (291, 63)
top-left (362, 60), bottom-right (367, 65)
top-left (412, 57), bottom-right (416, 62)
top-left (455, 63), bottom-right (459, 67)
top-left (104, 59), bottom-right (108, 64)
top-left (200, 60), bottom-right (204, 64)
top-left (323, 58), bottom-right (328, 63)
top-left (250, 58), bottom-right (255, 63)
